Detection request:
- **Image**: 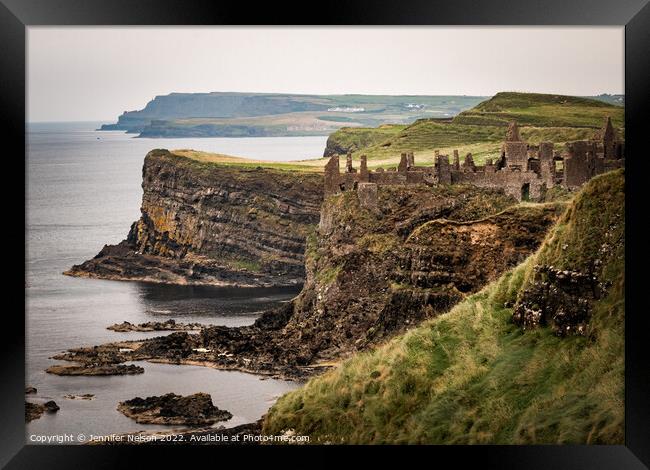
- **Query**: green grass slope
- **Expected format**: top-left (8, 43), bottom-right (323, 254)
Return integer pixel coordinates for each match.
top-left (325, 92), bottom-right (624, 167)
top-left (453, 92), bottom-right (624, 128)
top-left (263, 169), bottom-right (624, 444)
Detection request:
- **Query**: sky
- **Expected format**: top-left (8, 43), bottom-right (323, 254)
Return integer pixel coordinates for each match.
top-left (27, 27), bottom-right (624, 122)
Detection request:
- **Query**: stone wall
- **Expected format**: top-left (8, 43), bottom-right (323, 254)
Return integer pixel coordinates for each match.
top-left (323, 118), bottom-right (624, 202)
top-left (451, 169), bottom-right (544, 201)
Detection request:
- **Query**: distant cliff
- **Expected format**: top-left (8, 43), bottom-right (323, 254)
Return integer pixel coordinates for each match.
top-left (100, 92), bottom-right (330, 133)
top-left (65, 150), bottom-right (323, 287)
top-left (99, 92), bottom-right (487, 137)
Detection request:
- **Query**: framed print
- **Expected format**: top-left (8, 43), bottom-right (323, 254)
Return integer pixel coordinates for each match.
top-left (3, 0), bottom-right (649, 467)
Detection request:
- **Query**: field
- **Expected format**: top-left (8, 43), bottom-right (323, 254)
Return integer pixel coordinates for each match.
top-left (171, 149), bottom-right (323, 172)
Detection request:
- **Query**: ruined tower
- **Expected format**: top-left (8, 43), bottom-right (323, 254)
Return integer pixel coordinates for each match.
top-left (538, 142), bottom-right (555, 186)
top-left (564, 141), bottom-right (591, 188)
top-left (453, 149), bottom-right (460, 171)
top-left (502, 121), bottom-right (528, 170)
top-left (324, 155), bottom-right (341, 195)
top-left (436, 154), bottom-right (452, 184)
top-left (407, 152), bottom-right (415, 169)
top-left (359, 155), bottom-right (369, 182)
top-left (345, 153), bottom-right (356, 173)
top-left (398, 153), bottom-right (408, 173)
top-left (462, 153), bottom-right (476, 172)
top-left (598, 117), bottom-right (622, 160)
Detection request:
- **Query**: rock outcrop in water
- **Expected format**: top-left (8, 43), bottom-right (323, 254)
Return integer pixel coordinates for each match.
top-left (46, 363), bottom-right (144, 376)
top-left (117, 393), bottom-right (232, 426)
top-left (64, 150), bottom-right (323, 287)
top-left (25, 401), bottom-right (59, 422)
top-left (107, 319), bottom-right (206, 332)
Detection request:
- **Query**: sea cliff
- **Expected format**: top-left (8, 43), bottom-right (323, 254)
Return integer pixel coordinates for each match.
top-left (58, 183), bottom-right (563, 380)
top-left (65, 149), bottom-right (323, 287)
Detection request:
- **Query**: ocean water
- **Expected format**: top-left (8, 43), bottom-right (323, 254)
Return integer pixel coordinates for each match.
top-left (25, 122), bottom-right (326, 443)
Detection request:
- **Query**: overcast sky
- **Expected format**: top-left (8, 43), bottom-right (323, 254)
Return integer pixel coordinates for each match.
top-left (27, 27), bottom-right (624, 122)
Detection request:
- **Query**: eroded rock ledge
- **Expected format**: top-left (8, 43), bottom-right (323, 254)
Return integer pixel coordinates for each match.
top-left (65, 150), bottom-right (323, 287)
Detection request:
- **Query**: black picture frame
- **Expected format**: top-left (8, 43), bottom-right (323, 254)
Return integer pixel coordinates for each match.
top-left (5, 0), bottom-right (649, 467)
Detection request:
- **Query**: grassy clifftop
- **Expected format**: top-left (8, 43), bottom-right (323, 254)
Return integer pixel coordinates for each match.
top-left (453, 92), bottom-right (624, 128)
top-left (170, 149), bottom-right (323, 173)
top-left (324, 92), bottom-right (624, 167)
top-left (263, 169), bottom-right (624, 444)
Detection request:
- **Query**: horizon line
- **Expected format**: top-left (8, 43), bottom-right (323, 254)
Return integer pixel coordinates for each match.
top-left (27, 90), bottom-right (625, 124)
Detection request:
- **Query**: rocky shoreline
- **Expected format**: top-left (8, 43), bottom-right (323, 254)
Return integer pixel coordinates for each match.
top-left (107, 319), bottom-right (207, 332)
top-left (46, 319), bottom-right (327, 381)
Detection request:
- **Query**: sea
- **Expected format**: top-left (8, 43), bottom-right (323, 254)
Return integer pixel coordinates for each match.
top-left (25, 122), bottom-right (328, 443)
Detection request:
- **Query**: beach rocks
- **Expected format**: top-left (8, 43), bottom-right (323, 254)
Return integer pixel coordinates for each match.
top-left (25, 400), bottom-right (59, 422)
top-left (117, 393), bottom-right (232, 426)
top-left (107, 319), bottom-right (206, 332)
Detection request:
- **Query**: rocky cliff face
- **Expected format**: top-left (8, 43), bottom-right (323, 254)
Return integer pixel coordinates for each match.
top-left (263, 170), bottom-right (624, 445)
top-left (278, 186), bottom-right (564, 363)
top-left (65, 150), bottom-right (323, 287)
top-left (62, 184), bottom-right (565, 380)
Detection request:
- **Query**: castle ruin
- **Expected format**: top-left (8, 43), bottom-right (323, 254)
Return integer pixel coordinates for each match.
top-left (324, 117), bottom-right (624, 202)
